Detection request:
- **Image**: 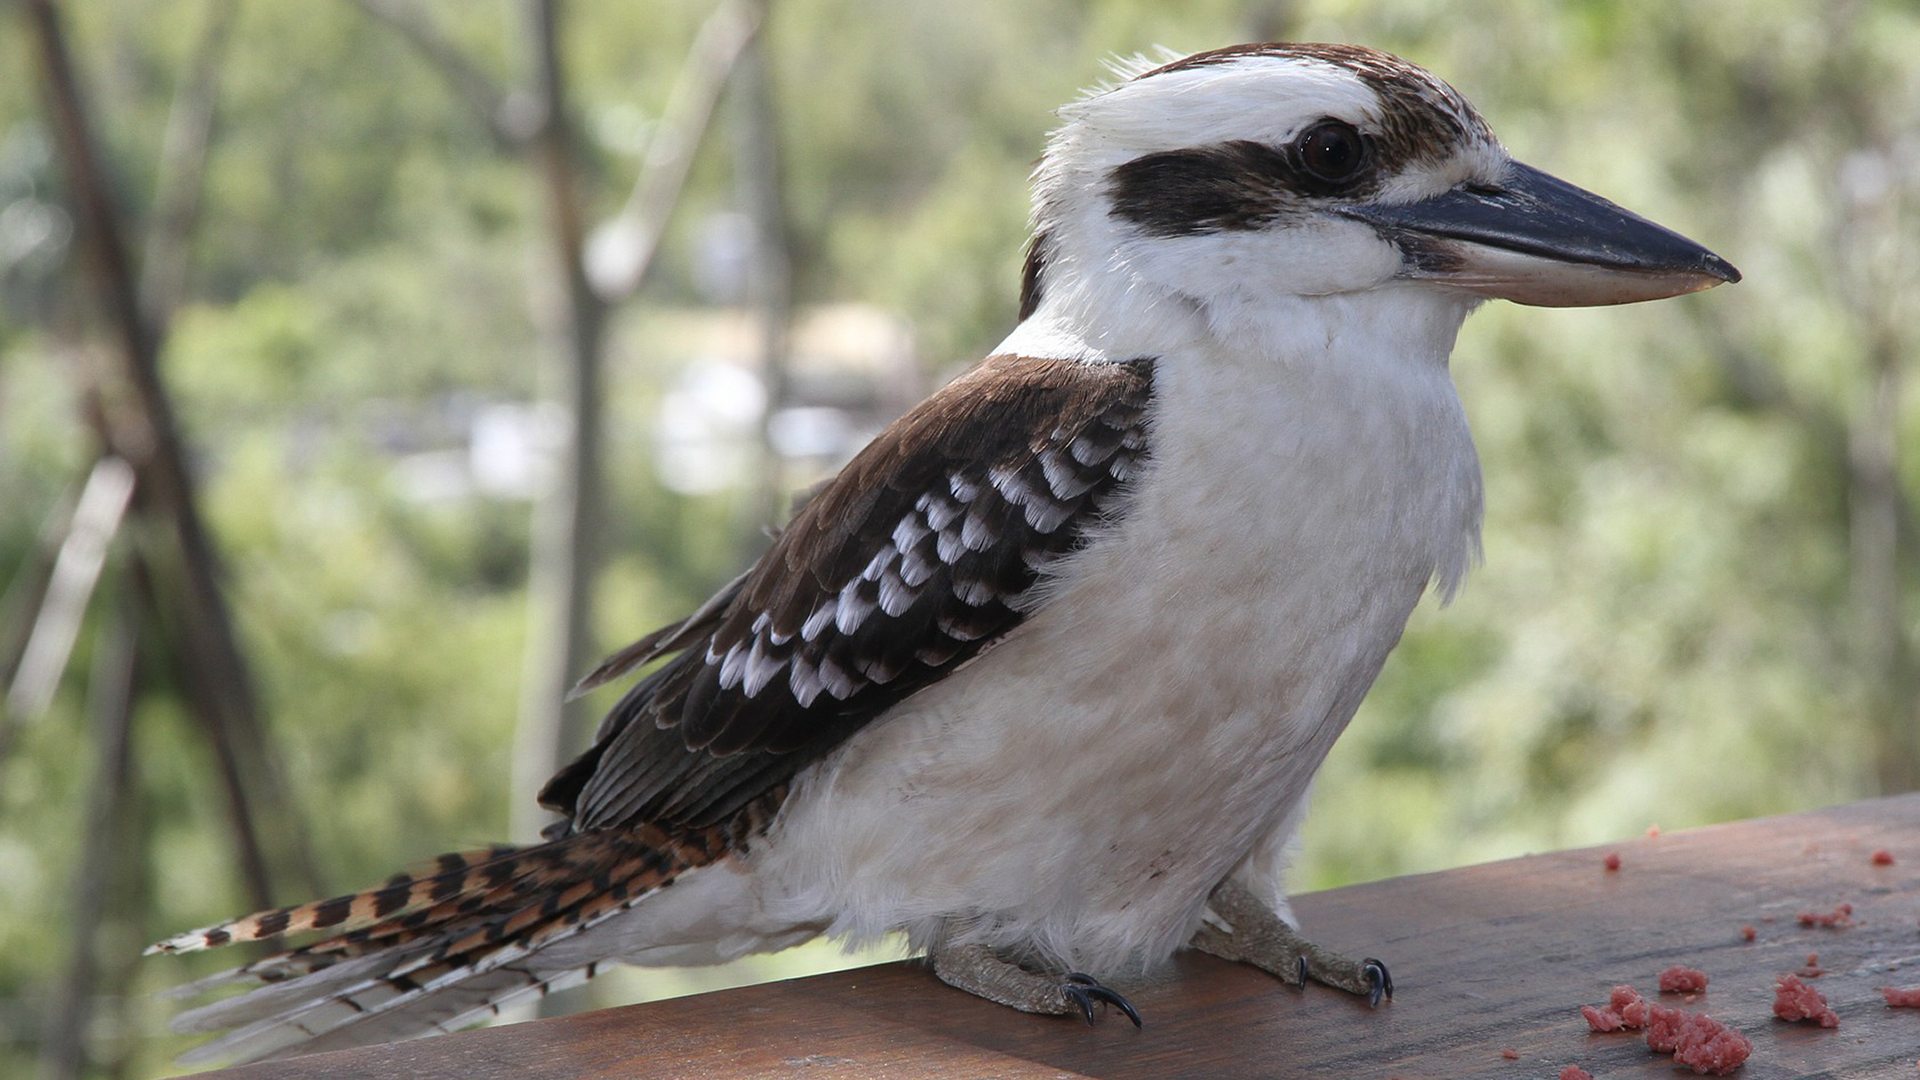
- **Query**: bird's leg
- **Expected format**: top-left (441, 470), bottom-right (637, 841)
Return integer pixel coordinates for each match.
top-left (1190, 878), bottom-right (1392, 1007)
top-left (930, 943), bottom-right (1143, 1027)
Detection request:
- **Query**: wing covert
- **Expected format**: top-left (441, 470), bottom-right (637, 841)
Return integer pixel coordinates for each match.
top-left (546, 353), bottom-right (1155, 832)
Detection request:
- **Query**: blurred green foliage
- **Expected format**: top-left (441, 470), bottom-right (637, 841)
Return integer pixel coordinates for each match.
top-left (2, 0), bottom-right (1916, 1075)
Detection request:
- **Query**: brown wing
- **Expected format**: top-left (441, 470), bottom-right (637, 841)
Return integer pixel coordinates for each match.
top-left (541, 353), bottom-right (1156, 832)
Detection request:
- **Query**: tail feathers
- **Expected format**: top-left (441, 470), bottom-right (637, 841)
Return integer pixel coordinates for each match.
top-left (158, 825), bottom-right (726, 1066)
top-left (271, 963), bottom-right (599, 1060)
top-left (175, 854), bottom-right (659, 1066)
top-left (147, 843), bottom-right (547, 955)
top-left (171, 949), bottom-right (416, 1035)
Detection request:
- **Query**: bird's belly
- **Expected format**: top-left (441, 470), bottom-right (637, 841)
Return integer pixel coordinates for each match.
top-left (750, 336), bottom-right (1479, 974)
top-left (751, 525), bottom-right (1431, 975)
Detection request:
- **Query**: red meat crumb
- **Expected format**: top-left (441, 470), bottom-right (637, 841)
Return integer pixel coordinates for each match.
top-left (1883, 986), bottom-right (1920, 1008)
top-left (1872, 848), bottom-right (1895, 866)
top-left (1583, 984), bottom-right (1651, 1031)
top-left (1499, 1047), bottom-right (1519, 1060)
top-left (1645, 1005), bottom-right (1751, 1073)
top-left (1773, 973), bottom-right (1840, 1027)
top-left (1740, 925), bottom-right (1757, 942)
top-left (1797, 902), bottom-right (1854, 928)
top-left (1581, 1004), bottom-right (1622, 1032)
top-left (1603, 851), bottom-right (1621, 872)
top-left (1660, 966), bottom-right (1710, 993)
top-left (1559, 1069), bottom-right (1594, 1080)
top-left (1805, 952), bottom-right (1819, 967)
top-left (1646, 1004), bottom-right (1688, 1052)
top-left (1671, 1013), bottom-right (1753, 1076)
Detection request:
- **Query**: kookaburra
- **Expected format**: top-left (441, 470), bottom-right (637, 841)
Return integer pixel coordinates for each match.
top-left (153, 43), bottom-right (1737, 1063)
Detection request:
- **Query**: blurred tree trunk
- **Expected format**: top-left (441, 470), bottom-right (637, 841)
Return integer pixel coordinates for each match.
top-left (1826, 2), bottom-right (1918, 796)
top-left (1852, 346), bottom-right (1915, 793)
top-left (140, 0), bottom-right (239, 328)
top-left (37, 594), bottom-right (140, 1080)
top-left (508, 0), bottom-right (759, 839)
top-left (4, 455), bottom-right (134, 720)
top-left (354, 0), bottom-right (758, 843)
top-left (0, 490), bottom-right (76, 750)
top-left (1848, 250), bottom-right (1915, 795)
top-left (23, 0), bottom-right (316, 905)
top-left (511, 0), bottom-right (608, 842)
top-left (733, 0), bottom-right (796, 545)
top-left (588, 0), bottom-right (760, 304)
top-left (349, 0), bottom-right (521, 148)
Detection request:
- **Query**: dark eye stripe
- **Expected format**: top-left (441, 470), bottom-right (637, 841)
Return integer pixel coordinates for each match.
top-left (1107, 141), bottom-right (1293, 236)
top-left (1106, 137), bottom-right (1382, 238)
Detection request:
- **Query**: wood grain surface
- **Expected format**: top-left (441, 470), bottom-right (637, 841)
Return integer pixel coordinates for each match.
top-left (196, 794), bottom-right (1920, 1079)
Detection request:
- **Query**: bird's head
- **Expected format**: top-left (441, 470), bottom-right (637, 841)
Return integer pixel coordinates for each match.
top-left (1022, 43), bottom-right (1738, 349)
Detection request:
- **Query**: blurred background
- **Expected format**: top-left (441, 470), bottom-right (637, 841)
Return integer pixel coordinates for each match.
top-left (2, 0), bottom-right (1916, 1074)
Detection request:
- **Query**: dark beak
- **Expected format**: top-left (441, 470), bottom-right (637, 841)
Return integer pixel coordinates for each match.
top-left (1337, 161), bottom-right (1740, 307)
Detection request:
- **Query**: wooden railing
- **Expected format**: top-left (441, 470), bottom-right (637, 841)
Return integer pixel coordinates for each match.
top-left (203, 794), bottom-right (1920, 1078)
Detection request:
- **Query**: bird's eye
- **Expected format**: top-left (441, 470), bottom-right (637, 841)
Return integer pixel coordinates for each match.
top-left (1296, 121), bottom-right (1367, 185)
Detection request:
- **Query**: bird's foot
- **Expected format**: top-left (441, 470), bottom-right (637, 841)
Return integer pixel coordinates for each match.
top-left (1190, 878), bottom-right (1392, 1007)
top-left (930, 943), bottom-right (1143, 1026)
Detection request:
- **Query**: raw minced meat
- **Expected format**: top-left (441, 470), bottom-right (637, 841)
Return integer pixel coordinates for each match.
top-left (1883, 985), bottom-right (1920, 1008)
top-left (1773, 973), bottom-right (1840, 1027)
top-left (1645, 1005), bottom-right (1751, 1074)
top-left (1582, 984), bottom-right (1651, 1031)
top-left (1603, 851), bottom-right (1621, 872)
top-left (1646, 1004), bottom-right (1689, 1053)
top-left (1499, 1047), bottom-right (1519, 1060)
top-left (1671, 1013), bottom-right (1753, 1076)
top-left (1871, 848), bottom-right (1895, 866)
top-left (1580, 1004), bottom-right (1625, 1032)
top-left (1797, 902), bottom-right (1854, 928)
top-left (1740, 925), bottom-right (1757, 942)
top-left (1558, 1068), bottom-right (1593, 1080)
top-left (1660, 966), bottom-right (1710, 993)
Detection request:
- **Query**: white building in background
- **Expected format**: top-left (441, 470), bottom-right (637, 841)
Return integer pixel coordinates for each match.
top-left (386, 302), bottom-right (921, 506)
top-left (651, 302), bottom-right (921, 495)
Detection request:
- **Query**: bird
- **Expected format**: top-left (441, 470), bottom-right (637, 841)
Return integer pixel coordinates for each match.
top-left (149, 41), bottom-right (1738, 1064)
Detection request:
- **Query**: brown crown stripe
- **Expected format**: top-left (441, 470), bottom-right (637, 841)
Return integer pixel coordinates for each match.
top-left (1133, 39), bottom-right (1482, 143)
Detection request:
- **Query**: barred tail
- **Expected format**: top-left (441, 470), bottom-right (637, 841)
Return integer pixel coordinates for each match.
top-left (151, 819), bottom-right (751, 1067)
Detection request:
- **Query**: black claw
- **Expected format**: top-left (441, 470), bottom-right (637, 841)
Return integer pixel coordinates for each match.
top-left (1296, 954), bottom-right (1310, 990)
top-left (1083, 985), bottom-right (1144, 1028)
top-left (1362, 958), bottom-right (1393, 1007)
top-left (1060, 973), bottom-right (1143, 1027)
top-left (1062, 983), bottom-right (1097, 1024)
